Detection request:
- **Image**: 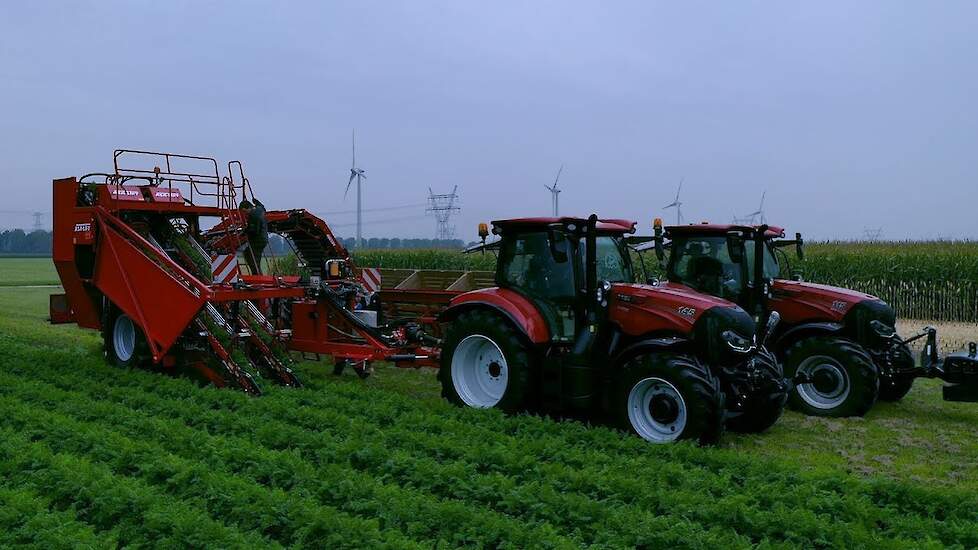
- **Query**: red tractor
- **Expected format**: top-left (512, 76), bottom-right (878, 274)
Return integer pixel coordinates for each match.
top-left (647, 220), bottom-right (978, 417)
top-left (437, 216), bottom-right (788, 444)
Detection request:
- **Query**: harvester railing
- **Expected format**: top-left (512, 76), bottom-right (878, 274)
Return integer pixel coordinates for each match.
top-left (112, 149), bottom-right (247, 210)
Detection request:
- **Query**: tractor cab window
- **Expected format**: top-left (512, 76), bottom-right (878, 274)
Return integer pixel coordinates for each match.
top-left (579, 236), bottom-right (634, 283)
top-left (497, 231), bottom-right (576, 300)
top-left (668, 236), bottom-right (741, 299)
top-left (744, 242), bottom-right (782, 281)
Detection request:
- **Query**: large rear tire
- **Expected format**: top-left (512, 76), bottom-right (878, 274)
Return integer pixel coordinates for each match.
top-left (878, 342), bottom-right (916, 402)
top-left (439, 310), bottom-right (534, 413)
top-left (613, 352), bottom-right (723, 445)
top-left (102, 305), bottom-right (151, 369)
top-left (784, 336), bottom-right (879, 417)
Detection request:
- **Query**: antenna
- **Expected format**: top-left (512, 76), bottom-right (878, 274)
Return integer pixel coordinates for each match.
top-left (344, 130), bottom-right (367, 248)
top-left (663, 177), bottom-right (684, 225)
top-left (544, 164), bottom-right (563, 216)
top-left (426, 186), bottom-right (461, 241)
top-left (32, 212), bottom-right (43, 232)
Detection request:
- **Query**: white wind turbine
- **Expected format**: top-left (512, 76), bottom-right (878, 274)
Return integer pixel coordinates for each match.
top-left (663, 178), bottom-right (684, 225)
top-left (345, 130), bottom-right (366, 248)
top-left (544, 165), bottom-right (563, 216)
top-left (745, 190), bottom-right (767, 224)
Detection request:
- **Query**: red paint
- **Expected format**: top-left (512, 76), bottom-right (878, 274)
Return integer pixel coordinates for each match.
top-left (51, 178), bottom-right (101, 330)
top-left (492, 217), bottom-right (636, 233)
top-left (666, 223), bottom-right (785, 238)
top-left (447, 288), bottom-right (551, 343)
top-left (770, 280), bottom-right (877, 324)
top-left (610, 282), bottom-right (738, 336)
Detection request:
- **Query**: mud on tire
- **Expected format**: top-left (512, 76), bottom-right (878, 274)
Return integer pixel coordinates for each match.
top-left (784, 336), bottom-right (879, 417)
top-left (438, 309), bottom-right (535, 413)
top-left (613, 352), bottom-right (724, 445)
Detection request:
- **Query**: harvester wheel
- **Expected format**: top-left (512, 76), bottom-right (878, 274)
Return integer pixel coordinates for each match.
top-left (878, 342), bottom-right (915, 402)
top-left (784, 336), bottom-right (878, 417)
top-left (614, 352), bottom-right (723, 445)
top-left (102, 306), bottom-right (150, 369)
top-left (439, 310), bottom-right (533, 412)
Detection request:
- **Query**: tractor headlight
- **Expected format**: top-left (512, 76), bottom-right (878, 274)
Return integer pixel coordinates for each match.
top-left (870, 319), bottom-right (896, 338)
top-left (722, 330), bottom-right (753, 354)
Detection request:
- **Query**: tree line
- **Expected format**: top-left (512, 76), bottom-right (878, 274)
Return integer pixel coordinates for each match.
top-left (0, 230), bottom-right (51, 254)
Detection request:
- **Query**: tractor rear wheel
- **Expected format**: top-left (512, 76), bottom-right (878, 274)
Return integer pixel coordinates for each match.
top-left (613, 352), bottom-right (723, 445)
top-left (784, 336), bottom-right (879, 417)
top-left (439, 310), bottom-right (534, 412)
top-left (878, 342), bottom-right (916, 401)
top-left (102, 305), bottom-right (150, 369)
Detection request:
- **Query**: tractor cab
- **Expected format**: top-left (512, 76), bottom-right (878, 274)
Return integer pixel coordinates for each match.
top-left (651, 222), bottom-right (795, 315)
top-left (490, 217), bottom-right (636, 342)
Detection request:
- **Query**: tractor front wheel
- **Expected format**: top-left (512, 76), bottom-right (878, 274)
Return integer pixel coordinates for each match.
top-left (784, 336), bottom-right (879, 417)
top-left (614, 352), bottom-right (723, 445)
top-left (102, 305), bottom-right (150, 369)
top-left (439, 310), bottom-right (534, 412)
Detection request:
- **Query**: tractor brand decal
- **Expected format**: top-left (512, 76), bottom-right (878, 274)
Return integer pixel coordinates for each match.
top-left (151, 188), bottom-right (183, 203)
top-left (831, 300), bottom-right (848, 313)
top-left (210, 254), bottom-right (240, 284)
top-left (677, 306), bottom-right (697, 318)
top-left (360, 268), bottom-right (382, 293)
top-left (108, 186), bottom-right (145, 201)
top-left (73, 223), bottom-right (92, 233)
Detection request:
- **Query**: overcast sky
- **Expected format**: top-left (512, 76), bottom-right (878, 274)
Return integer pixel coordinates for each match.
top-left (1, 1), bottom-right (975, 240)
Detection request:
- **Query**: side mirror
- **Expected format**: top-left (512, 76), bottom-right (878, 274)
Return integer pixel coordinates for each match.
top-left (547, 228), bottom-right (568, 263)
top-left (726, 232), bottom-right (745, 264)
top-left (795, 232), bottom-right (805, 261)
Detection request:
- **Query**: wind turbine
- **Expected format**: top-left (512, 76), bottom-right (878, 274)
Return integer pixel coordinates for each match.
top-left (345, 130), bottom-right (366, 248)
top-left (544, 164), bottom-right (563, 216)
top-left (745, 191), bottom-right (766, 224)
top-left (663, 178), bottom-right (684, 225)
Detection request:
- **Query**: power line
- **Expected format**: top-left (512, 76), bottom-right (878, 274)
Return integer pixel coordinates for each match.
top-left (313, 203), bottom-right (426, 216)
top-left (327, 214), bottom-right (429, 229)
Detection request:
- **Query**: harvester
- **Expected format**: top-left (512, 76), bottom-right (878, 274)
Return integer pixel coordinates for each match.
top-left (644, 220), bottom-right (978, 417)
top-left (49, 150), bottom-right (789, 444)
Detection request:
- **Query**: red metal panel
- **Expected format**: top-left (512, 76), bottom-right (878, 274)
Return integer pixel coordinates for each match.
top-left (93, 221), bottom-right (204, 361)
top-left (446, 288), bottom-right (550, 344)
top-left (49, 294), bottom-right (74, 324)
top-left (769, 280), bottom-right (877, 324)
top-left (51, 178), bottom-right (101, 329)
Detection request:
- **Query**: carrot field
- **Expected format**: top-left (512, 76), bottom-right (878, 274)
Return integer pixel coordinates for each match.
top-left (2, 277), bottom-right (978, 546)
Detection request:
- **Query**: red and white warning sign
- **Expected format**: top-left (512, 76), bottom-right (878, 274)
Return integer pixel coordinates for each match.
top-left (210, 254), bottom-right (240, 284)
top-left (359, 267), bottom-right (381, 293)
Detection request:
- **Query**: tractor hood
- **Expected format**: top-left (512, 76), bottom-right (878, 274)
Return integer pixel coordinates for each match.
top-left (610, 282), bottom-right (748, 336)
top-left (770, 279), bottom-right (881, 324)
